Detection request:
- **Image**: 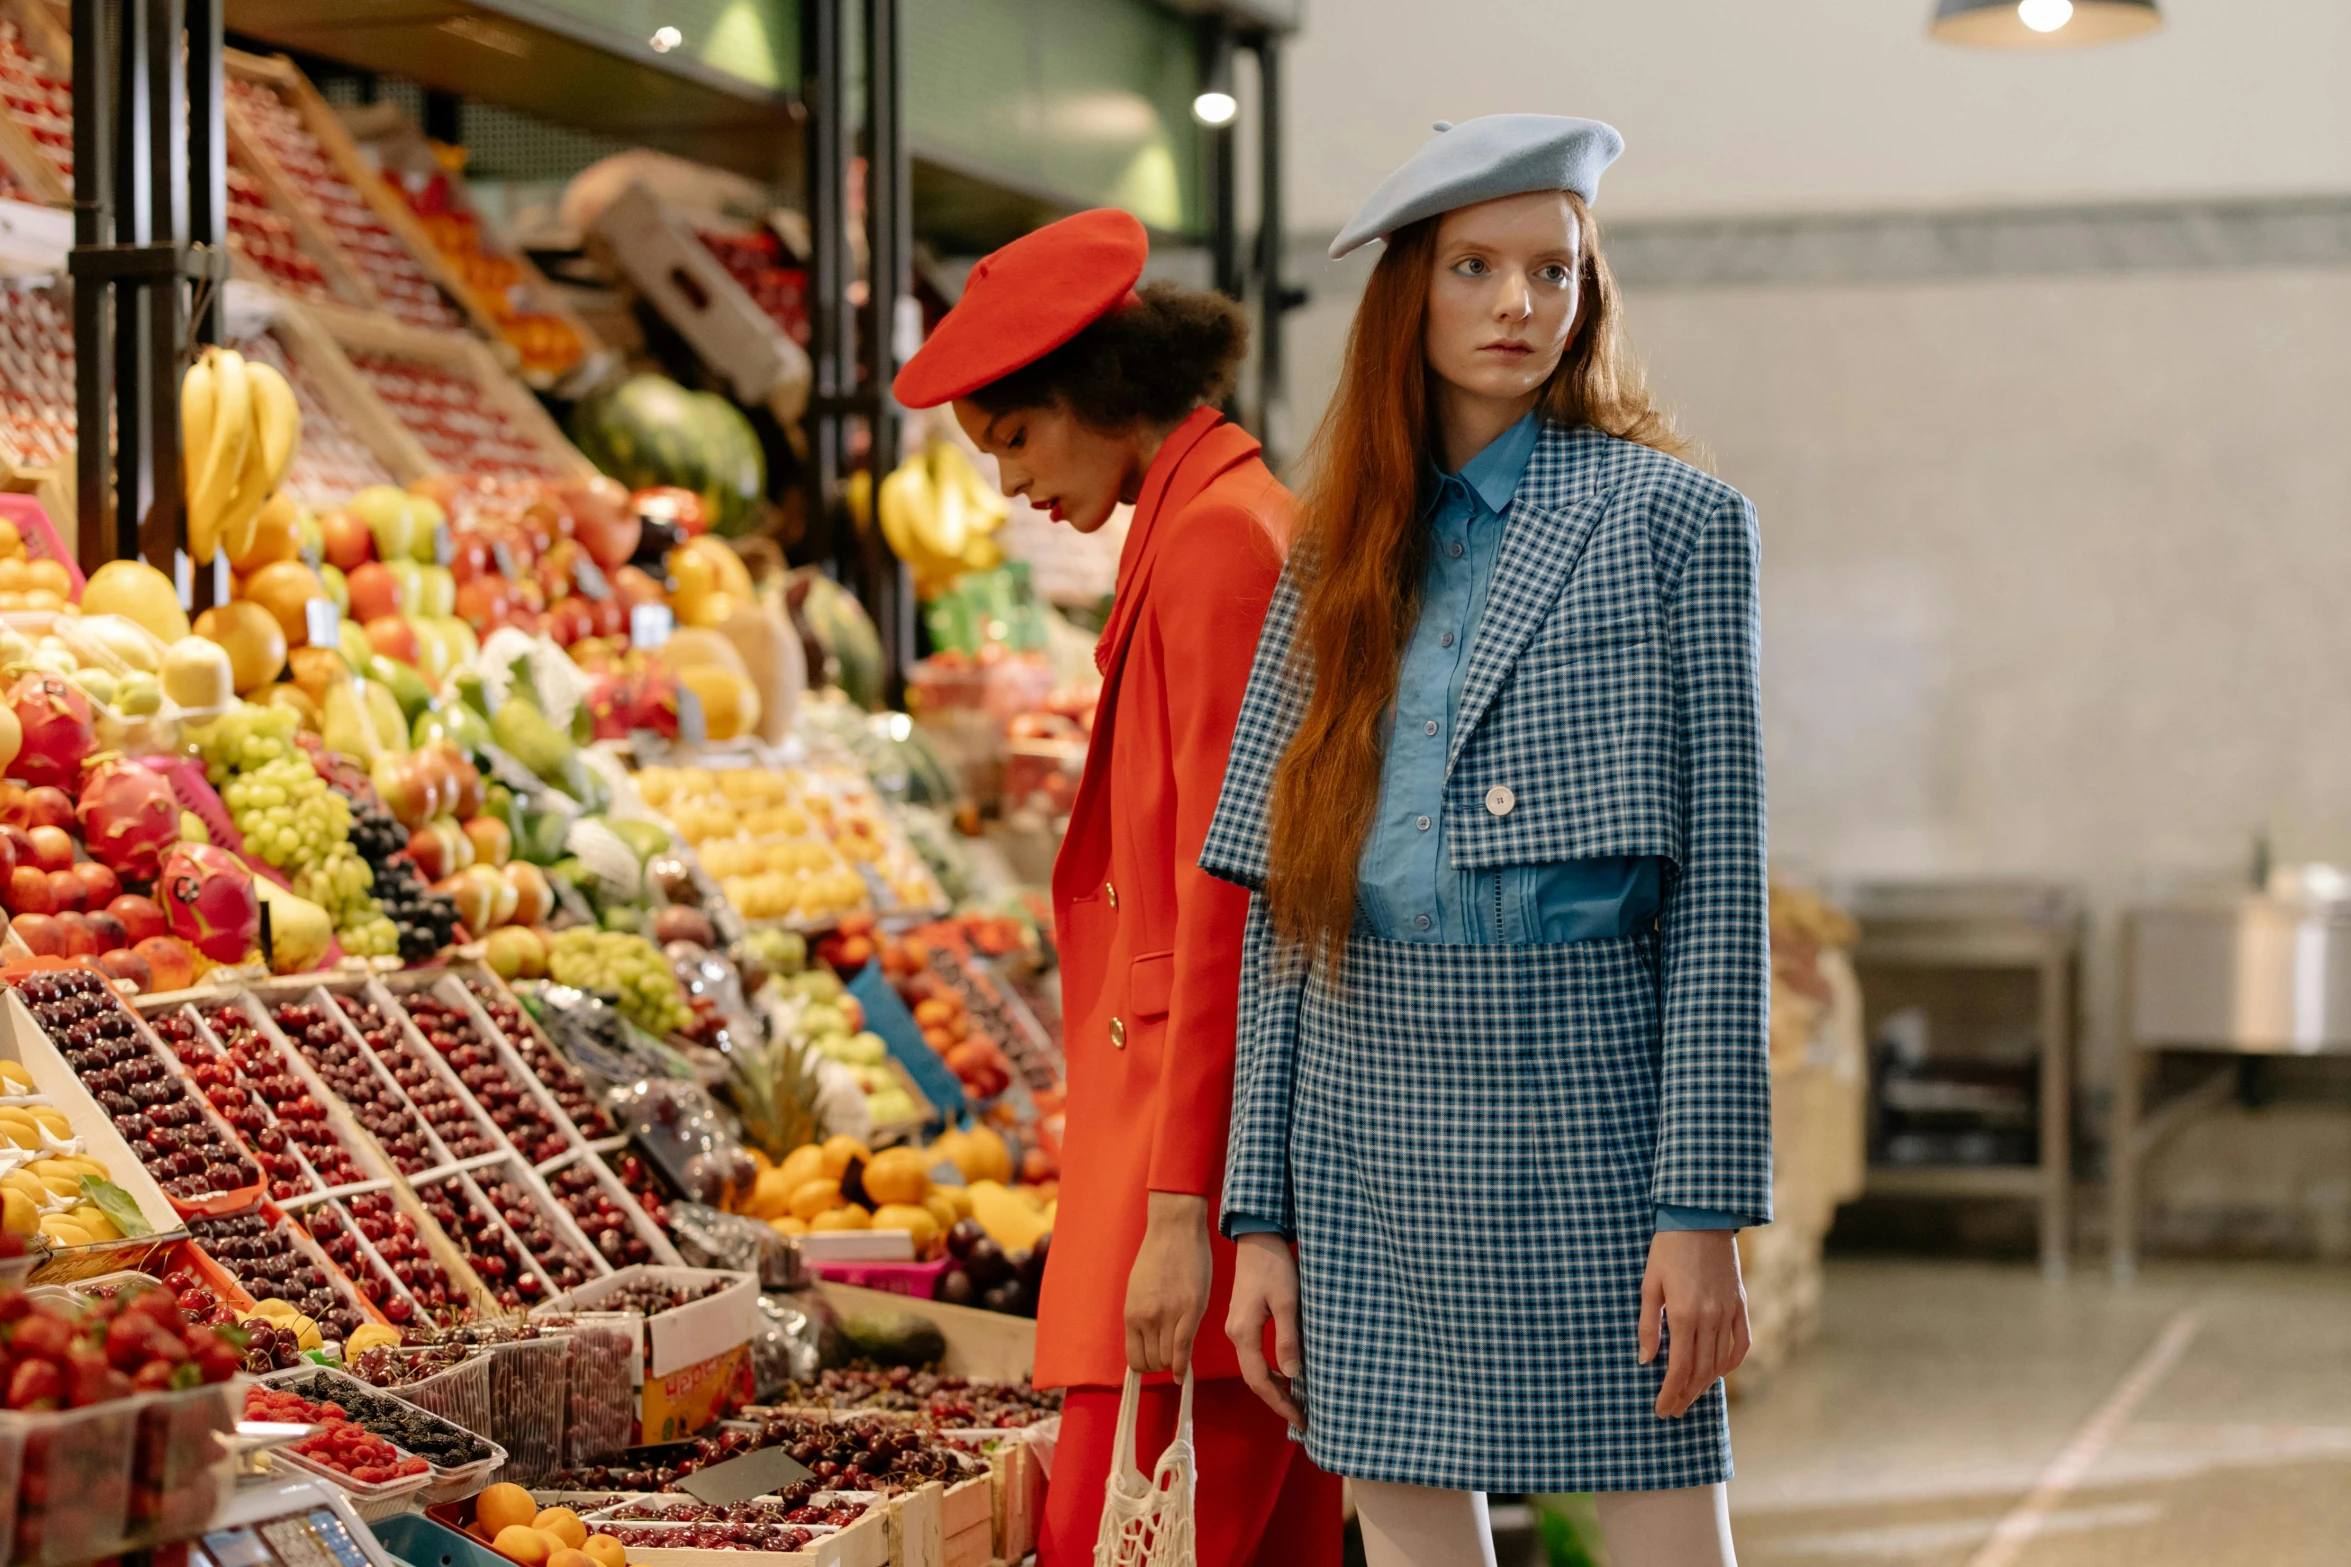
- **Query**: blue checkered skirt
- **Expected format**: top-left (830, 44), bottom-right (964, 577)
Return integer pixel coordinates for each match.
top-left (1285, 928), bottom-right (1731, 1493)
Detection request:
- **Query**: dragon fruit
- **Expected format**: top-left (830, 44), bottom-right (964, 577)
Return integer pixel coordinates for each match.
top-left (156, 842), bottom-right (259, 963)
top-left (76, 757), bottom-right (181, 880)
top-left (6, 674), bottom-right (96, 789)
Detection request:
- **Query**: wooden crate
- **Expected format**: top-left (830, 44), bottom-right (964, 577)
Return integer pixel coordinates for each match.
top-left (335, 100), bottom-right (609, 392)
top-left (813, 1282), bottom-right (1035, 1382)
top-left (293, 297), bottom-right (596, 486)
top-left (0, 0), bottom-right (71, 202)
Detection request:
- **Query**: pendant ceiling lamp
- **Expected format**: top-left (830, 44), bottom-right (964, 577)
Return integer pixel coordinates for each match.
top-left (1930, 0), bottom-right (2162, 48)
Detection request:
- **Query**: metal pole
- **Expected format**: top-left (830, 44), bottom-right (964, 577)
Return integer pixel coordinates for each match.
top-left (187, 0), bottom-right (224, 346)
top-left (861, 0), bottom-right (911, 701)
top-left (802, 0), bottom-right (853, 626)
top-left (1204, 19), bottom-right (1241, 305)
top-left (1252, 32), bottom-right (1298, 469)
top-left (141, 0), bottom-right (187, 575)
top-left (110, 0), bottom-right (152, 561)
top-left (71, 0), bottom-right (114, 577)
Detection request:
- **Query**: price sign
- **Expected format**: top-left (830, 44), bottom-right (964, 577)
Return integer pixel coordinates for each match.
top-left (573, 558), bottom-right (611, 601)
top-left (432, 521), bottom-right (454, 566)
top-left (303, 600), bottom-right (340, 649)
top-left (629, 602), bottom-right (673, 649)
top-left (491, 539), bottom-right (517, 580)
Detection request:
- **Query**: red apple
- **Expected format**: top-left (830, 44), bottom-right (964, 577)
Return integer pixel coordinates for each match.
top-left (610, 564), bottom-right (664, 609)
top-left (72, 862), bottom-right (121, 908)
top-left (108, 894), bottom-right (166, 945)
top-left (21, 787), bottom-right (72, 832)
top-left (346, 562), bottom-right (403, 622)
top-left (321, 510), bottom-right (375, 572)
top-left (45, 869), bottom-right (84, 913)
top-left (546, 599), bottom-right (593, 647)
top-left (587, 597), bottom-right (625, 640)
top-left (26, 825), bottom-right (72, 873)
top-left (84, 909), bottom-right (127, 953)
top-left (461, 816), bottom-right (511, 869)
top-left (10, 912), bottom-right (62, 955)
top-left (134, 936), bottom-right (193, 992)
top-left (364, 616), bottom-right (418, 665)
top-left (0, 826), bottom-right (32, 872)
top-left (455, 577), bottom-right (511, 633)
top-left (55, 910), bottom-right (95, 956)
top-left (447, 533), bottom-right (492, 583)
top-left (96, 948), bottom-right (152, 992)
top-left (6, 865), bottom-right (52, 915)
top-left (406, 820), bottom-right (471, 881)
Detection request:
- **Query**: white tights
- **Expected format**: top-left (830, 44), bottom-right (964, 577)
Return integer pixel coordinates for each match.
top-left (1351, 1479), bottom-right (1735, 1567)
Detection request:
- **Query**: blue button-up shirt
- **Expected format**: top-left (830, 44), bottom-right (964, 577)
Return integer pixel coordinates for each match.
top-left (1229, 414), bottom-right (1742, 1237)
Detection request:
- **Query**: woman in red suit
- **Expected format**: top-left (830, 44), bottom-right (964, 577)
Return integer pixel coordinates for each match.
top-left (894, 210), bottom-right (1342, 1567)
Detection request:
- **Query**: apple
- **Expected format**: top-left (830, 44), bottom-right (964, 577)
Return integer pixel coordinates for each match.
top-left (352, 486), bottom-right (419, 564)
top-left (73, 861), bottom-right (121, 908)
top-left (97, 948), bottom-right (152, 992)
top-left (318, 562), bottom-right (350, 615)
top-left (84, 910), bottom-right (128, 953)
top-left (546, 599), bottom-right (593, 647)
top-left (405, 493), bottom-right (448, 563)
top-left (10, 911), bottom-right (62, 955)
top-left (109, 894), bottom-right (166, 944)
top-left (0, 825), bottom-right (29, 871)
top-left (414, 566), bottom-right (455, 620)
top-left (321, 509), bottom-right (375, 572)
top-left (462, 816), bottom-right (511, 869)
top-left (346, 562), bottom-right (401, 622)
top-left (46, 869), bottom-right (84, 913)
top-left (587, 597), bottom-right (625, 640)
top-left (365, 616), bottom-right (418, 666)
top-left (21, 786), bottom-right (72, 832)
top-left (455, 577), bottom-right (510, 633)
top-left (6, 865), bottom-right (52, 915)
top-left (448, 533), bottom-right (492, 584)
top-left (503, 862), bottom-right (552, 928)
top-left (610, 565), bottom-right (664, 609)
top-left (409, 619), bottom-right (454, 683)
top-left (406, 820), bottom-right (473, 881)
top-left (27, 825), bottom-right (73, 873)
top-left (55, 909), bottom-right (94, 955)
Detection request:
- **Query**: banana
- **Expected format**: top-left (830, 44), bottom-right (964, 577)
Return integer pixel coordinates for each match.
top-left (246, 359), bottom-right (300, 491)
top-left (190, 347), bottom-right (251, 565)
top-left (213, 387), bottom-right (276, 565)
top-left (181, 353), bottom-right (215, 508)
top-left (915, 451), bottom-right (970, 559)
top-left (875, 456), bottom-right (933, 564)
top-left (938, 443), bottom-right (1009, 524)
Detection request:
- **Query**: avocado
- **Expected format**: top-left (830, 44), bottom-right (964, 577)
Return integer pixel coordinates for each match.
top-left (839, 1310), bottom-right (948, 1369)
top-left (516, 808), bottom-right (573, 867)
top-left (412, 699), bottom-right (492, 754)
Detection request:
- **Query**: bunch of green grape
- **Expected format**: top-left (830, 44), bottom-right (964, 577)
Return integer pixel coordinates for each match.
top-left (548, 928), bottom-right (696, 1036)
top-left (197, 704), bottom-right (395, 953)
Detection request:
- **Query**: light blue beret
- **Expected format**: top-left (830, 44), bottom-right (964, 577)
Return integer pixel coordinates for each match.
top-left (1329, 113), bottom-right (1624, 259)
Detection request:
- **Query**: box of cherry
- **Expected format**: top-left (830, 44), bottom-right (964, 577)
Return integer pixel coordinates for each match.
top-left (183, 1209), bottom-right (368, 1343)
top-left (12, 969), bottom-right (259, 1207)
top-left (143, 1007), bottom-right (319, 1203)
top-left (414, 1173), bottom-right (556, 1310)
top-left (544, 1161), bottom-right (657, 1268)
top-left (304, 1194), bottom-right (461, 1327)
top-left (244, 1383), bottom-right (431, 1492)
top-left (268, 997), bottom-right (441, 1174)
top-left (395, 988), bottom-right (572, 1163)
top-left (463, 977), bottom-right (618, 1138)
top-left (768, 1366), bottom-right (1063, 1428)
top-left (330, 992), bottom-right (499, 1162)
top-left (195, 999), bottom-right (374, 1189)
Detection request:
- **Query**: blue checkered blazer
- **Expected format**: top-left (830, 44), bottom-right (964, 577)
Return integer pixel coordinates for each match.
top-left (1200, 419), bottom-right (1774, 1227)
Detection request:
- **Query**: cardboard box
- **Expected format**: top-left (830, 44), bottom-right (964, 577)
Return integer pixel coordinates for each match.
top-left (640, 1343), bottom-right (754, 1445)
top-left (543, 1265), bottom-right (759, 1378)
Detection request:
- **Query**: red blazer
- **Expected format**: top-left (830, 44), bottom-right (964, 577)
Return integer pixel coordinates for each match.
top-left (1032, 408), bottom-right (1289, 1390)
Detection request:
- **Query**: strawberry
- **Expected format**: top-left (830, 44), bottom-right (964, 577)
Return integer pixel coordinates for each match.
top-left (6, 1358), bottom-right (62, 1410)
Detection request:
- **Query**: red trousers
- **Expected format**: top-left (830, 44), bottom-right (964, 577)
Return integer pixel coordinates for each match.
top-left (1038, 1377), bottom-right (1345, 1567)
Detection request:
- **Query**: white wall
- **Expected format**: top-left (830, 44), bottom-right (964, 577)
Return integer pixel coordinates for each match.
top-left (1287, 0), bottom-right (2351, 226)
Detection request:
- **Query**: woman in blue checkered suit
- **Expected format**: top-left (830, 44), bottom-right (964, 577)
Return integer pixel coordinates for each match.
top-left (1198, 117), bottom-right (1769, 1566)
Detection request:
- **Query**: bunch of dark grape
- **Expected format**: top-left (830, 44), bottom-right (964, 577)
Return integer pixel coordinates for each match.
top-left (348, 799), bottom-right (408, 863)
top-left (373, 857), bottom-right (460, 963)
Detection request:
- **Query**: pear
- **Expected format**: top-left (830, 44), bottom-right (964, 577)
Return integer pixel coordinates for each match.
top-left (253, 877), bottom-right (333, 974)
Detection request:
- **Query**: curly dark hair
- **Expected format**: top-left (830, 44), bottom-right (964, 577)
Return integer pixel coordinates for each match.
top-left (962, 281), bottom-right (1248, 430)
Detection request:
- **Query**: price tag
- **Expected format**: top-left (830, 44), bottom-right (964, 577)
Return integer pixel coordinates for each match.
top-left (433, 521), bottom-right (454, 566)
top-left (629, 602), bottom-right (673, 649)
top-left (675, 1445), bottom-right (815, 1506)
top-left (573, 558), bottom-right (611, 601)
top-left (303, 599), bottom-right (340, 649)
top-left (491, 539), bottom-right (517, 580)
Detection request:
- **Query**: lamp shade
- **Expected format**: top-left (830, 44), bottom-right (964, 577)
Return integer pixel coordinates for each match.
top-left (1930, 0), bottom-right (2162, 48)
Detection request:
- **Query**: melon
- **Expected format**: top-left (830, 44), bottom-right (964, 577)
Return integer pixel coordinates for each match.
top-left (795, 569), bottom-right (884, 711)
top-left (571, 375), bottom-right (766, 538)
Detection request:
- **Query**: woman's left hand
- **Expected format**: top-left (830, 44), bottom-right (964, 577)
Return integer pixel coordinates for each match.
top-left (1638, 1228), bottom-right (1750, 1417)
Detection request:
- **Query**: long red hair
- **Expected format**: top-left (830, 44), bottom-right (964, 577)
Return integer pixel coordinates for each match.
top-left (1264, 193), bottom-right (1684, 963)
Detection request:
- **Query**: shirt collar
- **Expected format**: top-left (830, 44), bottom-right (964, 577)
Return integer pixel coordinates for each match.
top-left (1432, 412), bottom-right (1544, 517)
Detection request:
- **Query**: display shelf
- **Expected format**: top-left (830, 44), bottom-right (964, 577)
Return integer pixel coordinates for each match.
top-left (0, 273), bottom-right (72, 504)
top-left (338, 100), bottom-right (608, 390)
top-left (300, 298), bottom-right (596, 485)
top-left (0, 0), bottom-right (71, 199)
top-left (223, 49), bottom-right (466, 332)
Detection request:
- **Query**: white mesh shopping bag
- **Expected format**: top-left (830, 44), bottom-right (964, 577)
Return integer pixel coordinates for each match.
top-left (1093, 1370), bottom-right (1197, 1567)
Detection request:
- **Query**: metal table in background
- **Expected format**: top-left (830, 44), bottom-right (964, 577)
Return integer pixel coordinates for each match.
top-left (1846, 880), bottom-right (2082, 1280)
top-left (2112, 896), bottom-right (2351, 1282)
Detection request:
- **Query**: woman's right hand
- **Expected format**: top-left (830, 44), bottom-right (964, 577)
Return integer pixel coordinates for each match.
top-left (1226, 1232), bottom-right (1306, 1427)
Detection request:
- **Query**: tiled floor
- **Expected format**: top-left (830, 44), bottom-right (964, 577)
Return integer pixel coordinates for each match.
top-left (1724, 1259), bottom-right (2351, 1566)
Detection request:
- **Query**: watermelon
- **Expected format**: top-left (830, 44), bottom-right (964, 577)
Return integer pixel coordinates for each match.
top-left (795, 569), bottom-right (886, 711)
top-left (573, 375), bottom-right (767, 537)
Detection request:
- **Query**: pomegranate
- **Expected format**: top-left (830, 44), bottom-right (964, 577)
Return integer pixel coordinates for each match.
top-left (157, 843), bottom-right (260, 963)
top-left (5, 675), bottom-right (95, 789)
top-left (76, 757), bottom-right (181, 880)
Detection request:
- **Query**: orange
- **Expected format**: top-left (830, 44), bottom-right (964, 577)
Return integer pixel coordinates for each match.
top-left (787, 1177), bottom-right (842, 1221)
top-left (819, 1134), bottom-right (871, 1180)
top-left (768, 1215), bottom-right (809, 1236)
top-left (533, 1509), bottom-right (587, 1551)
top-left (193, 601), bottom-right (288, 695)
top-left (240, 560), bottom-right (327, 647)
top-left (746, 1167), bottom-right (794, 1219)
top-left (490, 1528), bottom-right (549, 1567)
top-left (862, 1146), bottom-right (930, 1206)
top-left (476, 1484), bottom-right (539, 1536)
top-left (922, 1192), bottom-right (959, 1236)
top-left (870, 1203), bottom-right (940, 1254)
top-left (228, 491), bottom-right (302, 573)
top-left (809, 1204), bottom-right (871, 1232)
top-left (776, 1142), bottom-right (825, 1192)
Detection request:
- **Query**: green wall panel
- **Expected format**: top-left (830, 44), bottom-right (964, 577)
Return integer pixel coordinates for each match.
top-left (525, 0), bottom-right (800, 92)
top-left (904, 0), bottom-right (1204, 236)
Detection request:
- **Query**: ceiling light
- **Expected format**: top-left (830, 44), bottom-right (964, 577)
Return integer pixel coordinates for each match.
top-left (649, 25), bottom-right (682, 53)
top-left (1191, 90), bottom-right (1237, 127)
top-left (1929, 0), bottom-right (2160, 47)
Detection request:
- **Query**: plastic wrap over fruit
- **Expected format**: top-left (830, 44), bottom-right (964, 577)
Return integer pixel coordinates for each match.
top-left (664, 1200), bottom-right (800, 1291)
top-left (76, 756), bottom-right (182, 879)
top-left (6, 672), bottom-right (95, 788)
top-left (609, 1075), bottom-right (758, 1208)
top-left (157, 842), bottom-right (261, 962)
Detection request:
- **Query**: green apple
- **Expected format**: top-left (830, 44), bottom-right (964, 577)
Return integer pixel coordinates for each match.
top-left (415, 565), bottom-right (455, 619)
top-left (352, 485), bottom-right (418, 563)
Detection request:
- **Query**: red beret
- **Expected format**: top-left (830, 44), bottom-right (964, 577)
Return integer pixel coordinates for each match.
top-left (893, 208), bottom-right (1148, 409)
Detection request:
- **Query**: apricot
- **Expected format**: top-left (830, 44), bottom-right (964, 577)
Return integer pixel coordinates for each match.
top-left (583, 1538), bottom-right (626, 1567)
top-left (491, 1528), bottom-right (549, 1567)
top-left (534, 1508), bottom-right (588, 1551)
top-left (476, 1483), bottom-right (540, 1536)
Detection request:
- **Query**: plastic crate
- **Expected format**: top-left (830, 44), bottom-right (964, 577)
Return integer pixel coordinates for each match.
top-left (481, 1334), bottom-right (568, 1485)
top-left (549, 1313), bottom-right (640, 1465)
top-left (267, 1444), bottom-right (433, 1522)
top-left (4, 1397), bottom-right (139, 1566)
top-left (126, 1381), bottom-right (239, 1545)
top-left (259, 1364), bottom-right (506, 1506)
top-left (367, 1348), bottom-right (493, 1441)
